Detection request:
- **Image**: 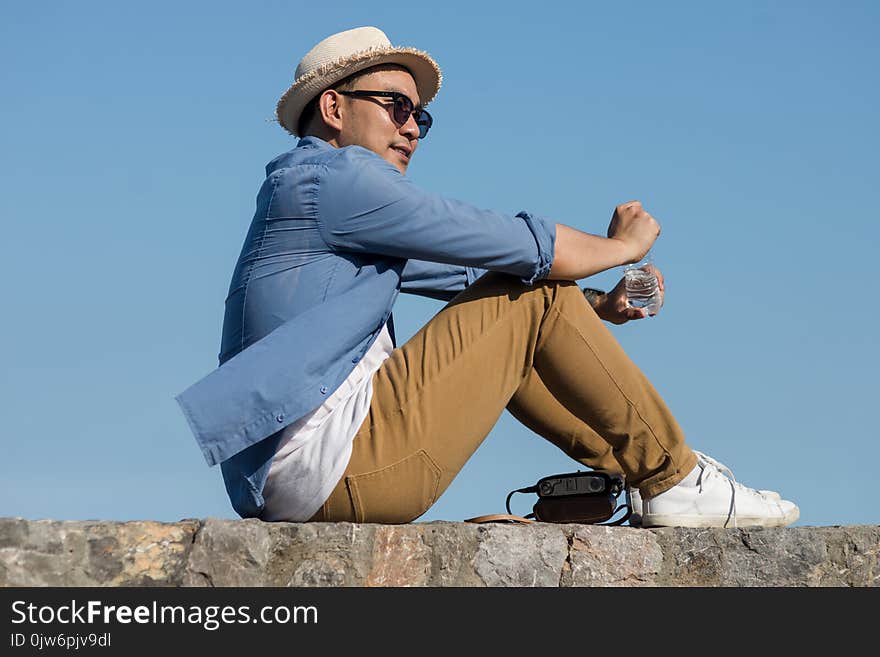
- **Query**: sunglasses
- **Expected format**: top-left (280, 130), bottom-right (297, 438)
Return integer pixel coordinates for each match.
top-left (337, 90), bottom-right (433, 139)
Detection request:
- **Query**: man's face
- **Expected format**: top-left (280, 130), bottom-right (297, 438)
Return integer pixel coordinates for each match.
top-left (336, 68), bottom-right (422, 174)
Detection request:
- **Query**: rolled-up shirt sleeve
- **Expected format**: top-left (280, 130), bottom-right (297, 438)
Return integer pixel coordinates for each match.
top-left (317, 147), bottom-right (556, 285)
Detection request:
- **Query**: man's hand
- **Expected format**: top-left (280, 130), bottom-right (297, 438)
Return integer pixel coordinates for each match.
top-left (593, 267), bottom-right (666, 325)
top-left (606, 201), bottom-right (660, 264)
top-left (549, 201), bottom-right (661, 281)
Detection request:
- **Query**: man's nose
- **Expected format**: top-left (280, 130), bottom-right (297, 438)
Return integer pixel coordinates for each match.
top-left (400, 112), bottom-right (420, 140)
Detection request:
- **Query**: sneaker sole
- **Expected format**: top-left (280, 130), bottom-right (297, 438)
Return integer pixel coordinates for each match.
top-left (641, 506), bottom-right (799, 528)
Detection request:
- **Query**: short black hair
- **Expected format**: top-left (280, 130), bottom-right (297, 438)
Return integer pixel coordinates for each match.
top-left (297, 96), bottom-right (322, 137)
top-left (297, 63), bottom-right (412, 136)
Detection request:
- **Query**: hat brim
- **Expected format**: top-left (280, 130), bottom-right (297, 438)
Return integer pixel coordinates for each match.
top-left (276, 46), bottom-right (442, 136)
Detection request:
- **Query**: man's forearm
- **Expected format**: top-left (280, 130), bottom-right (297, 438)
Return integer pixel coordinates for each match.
top-left (547, 224), bottom-right (631, 280)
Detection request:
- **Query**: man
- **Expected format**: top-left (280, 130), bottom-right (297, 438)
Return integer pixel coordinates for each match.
top-left (176, 26), bottom-right (798, 528)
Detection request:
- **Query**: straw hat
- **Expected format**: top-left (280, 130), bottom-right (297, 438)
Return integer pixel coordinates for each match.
top-left (276, 26), bottom-right (442, 136)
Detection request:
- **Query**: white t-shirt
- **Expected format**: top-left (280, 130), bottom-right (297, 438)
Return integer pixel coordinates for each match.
top-left (259, 324), bottom-right (394, 521)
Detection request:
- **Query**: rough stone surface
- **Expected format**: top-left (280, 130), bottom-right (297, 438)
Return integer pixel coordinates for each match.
top-left (2, 518), bottom-right (878, 587)
top-left (0, 518), bottom-right (199, 586)
top-left (472, 523), bottom-right (568, 586)
top-left (650, 525), bottom-right (880, 586)
top-left (562, 525), bottom-right (663, 587)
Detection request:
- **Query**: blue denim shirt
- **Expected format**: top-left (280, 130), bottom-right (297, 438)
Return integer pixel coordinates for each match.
top-left (176, 136), bottom-right (556, 517)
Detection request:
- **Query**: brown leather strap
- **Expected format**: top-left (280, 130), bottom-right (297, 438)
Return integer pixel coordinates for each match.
top-left (464, 514), bottom-right (535, 524)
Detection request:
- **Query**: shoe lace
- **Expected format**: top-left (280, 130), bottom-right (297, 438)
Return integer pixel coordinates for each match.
top-left (694, 451), bottom-right (782, 529)
top-left (693, 451), bottom-right (739, 528)
top-left (694, 451), bottom-right (777, 496)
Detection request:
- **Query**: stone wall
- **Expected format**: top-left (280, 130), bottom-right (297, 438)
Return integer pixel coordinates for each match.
top-left (1, 518), bottom-right (878, 587)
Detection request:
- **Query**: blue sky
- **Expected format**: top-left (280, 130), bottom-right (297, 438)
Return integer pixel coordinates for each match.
top-left (1, 1), bottom-right (877, 527)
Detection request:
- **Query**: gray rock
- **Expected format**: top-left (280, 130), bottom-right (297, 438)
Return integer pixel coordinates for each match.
top-left (472, 523), bottom-right (568, 587)
top-left (652, 525), bottom-right (880, 587)
top-left (2, 518), bottom-right (878, 587)
top-left (562, 525), bottom-right (663, 586)
top-left (0, 517), bottom-right (198, 586)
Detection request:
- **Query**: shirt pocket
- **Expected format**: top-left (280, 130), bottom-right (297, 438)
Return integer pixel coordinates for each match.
top-left (344, 449), bottom-right (441, 524)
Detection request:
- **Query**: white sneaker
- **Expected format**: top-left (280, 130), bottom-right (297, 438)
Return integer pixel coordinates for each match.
top-left (639, 451), bottom-right (799, 528)
top-left (627, 476), bottom-right (781, 526)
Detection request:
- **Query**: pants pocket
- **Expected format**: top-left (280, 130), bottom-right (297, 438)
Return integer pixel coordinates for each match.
top-left (345, 449), bottom-right (442, 524)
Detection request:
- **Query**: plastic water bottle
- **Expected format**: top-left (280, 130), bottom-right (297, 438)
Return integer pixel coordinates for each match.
top-left (624, 253), bottom-right (661, 315)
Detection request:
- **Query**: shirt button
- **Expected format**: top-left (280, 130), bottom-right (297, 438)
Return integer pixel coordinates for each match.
top-left (275, 414), bottom-right (284, 423)
top-left (320, 385), bottom-right (328, 394)
top-left (352, 357), bottom-right (359, 363)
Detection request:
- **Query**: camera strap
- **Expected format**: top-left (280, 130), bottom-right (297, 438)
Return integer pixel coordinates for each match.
top-left (464, 513), bottom-right (535, 525)
top-left (464, 471), bottom-right (632, 526)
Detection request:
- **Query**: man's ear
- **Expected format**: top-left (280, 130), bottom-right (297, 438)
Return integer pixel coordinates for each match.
top-left (318, 90), bottom-right (344, 133)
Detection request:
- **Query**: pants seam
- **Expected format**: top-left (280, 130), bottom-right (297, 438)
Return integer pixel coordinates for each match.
top-left (344, 449), bottom-right (442, 523)
top-left (366, 291), bottom-right (543, 427)
top-left (546, 305), bottom-right (679, 468)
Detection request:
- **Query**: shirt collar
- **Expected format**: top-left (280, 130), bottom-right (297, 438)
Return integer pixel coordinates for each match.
top-left (296, 135), bottom-right (332, 150)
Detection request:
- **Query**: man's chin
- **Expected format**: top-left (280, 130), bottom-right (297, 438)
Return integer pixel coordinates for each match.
top-left (386, 158), bottom-right (408, 175)
top-left (386, 148), bottom-right (412, 174)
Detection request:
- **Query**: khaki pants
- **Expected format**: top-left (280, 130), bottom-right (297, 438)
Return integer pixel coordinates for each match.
top-left (310, 272), bottom-right (697, 523)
